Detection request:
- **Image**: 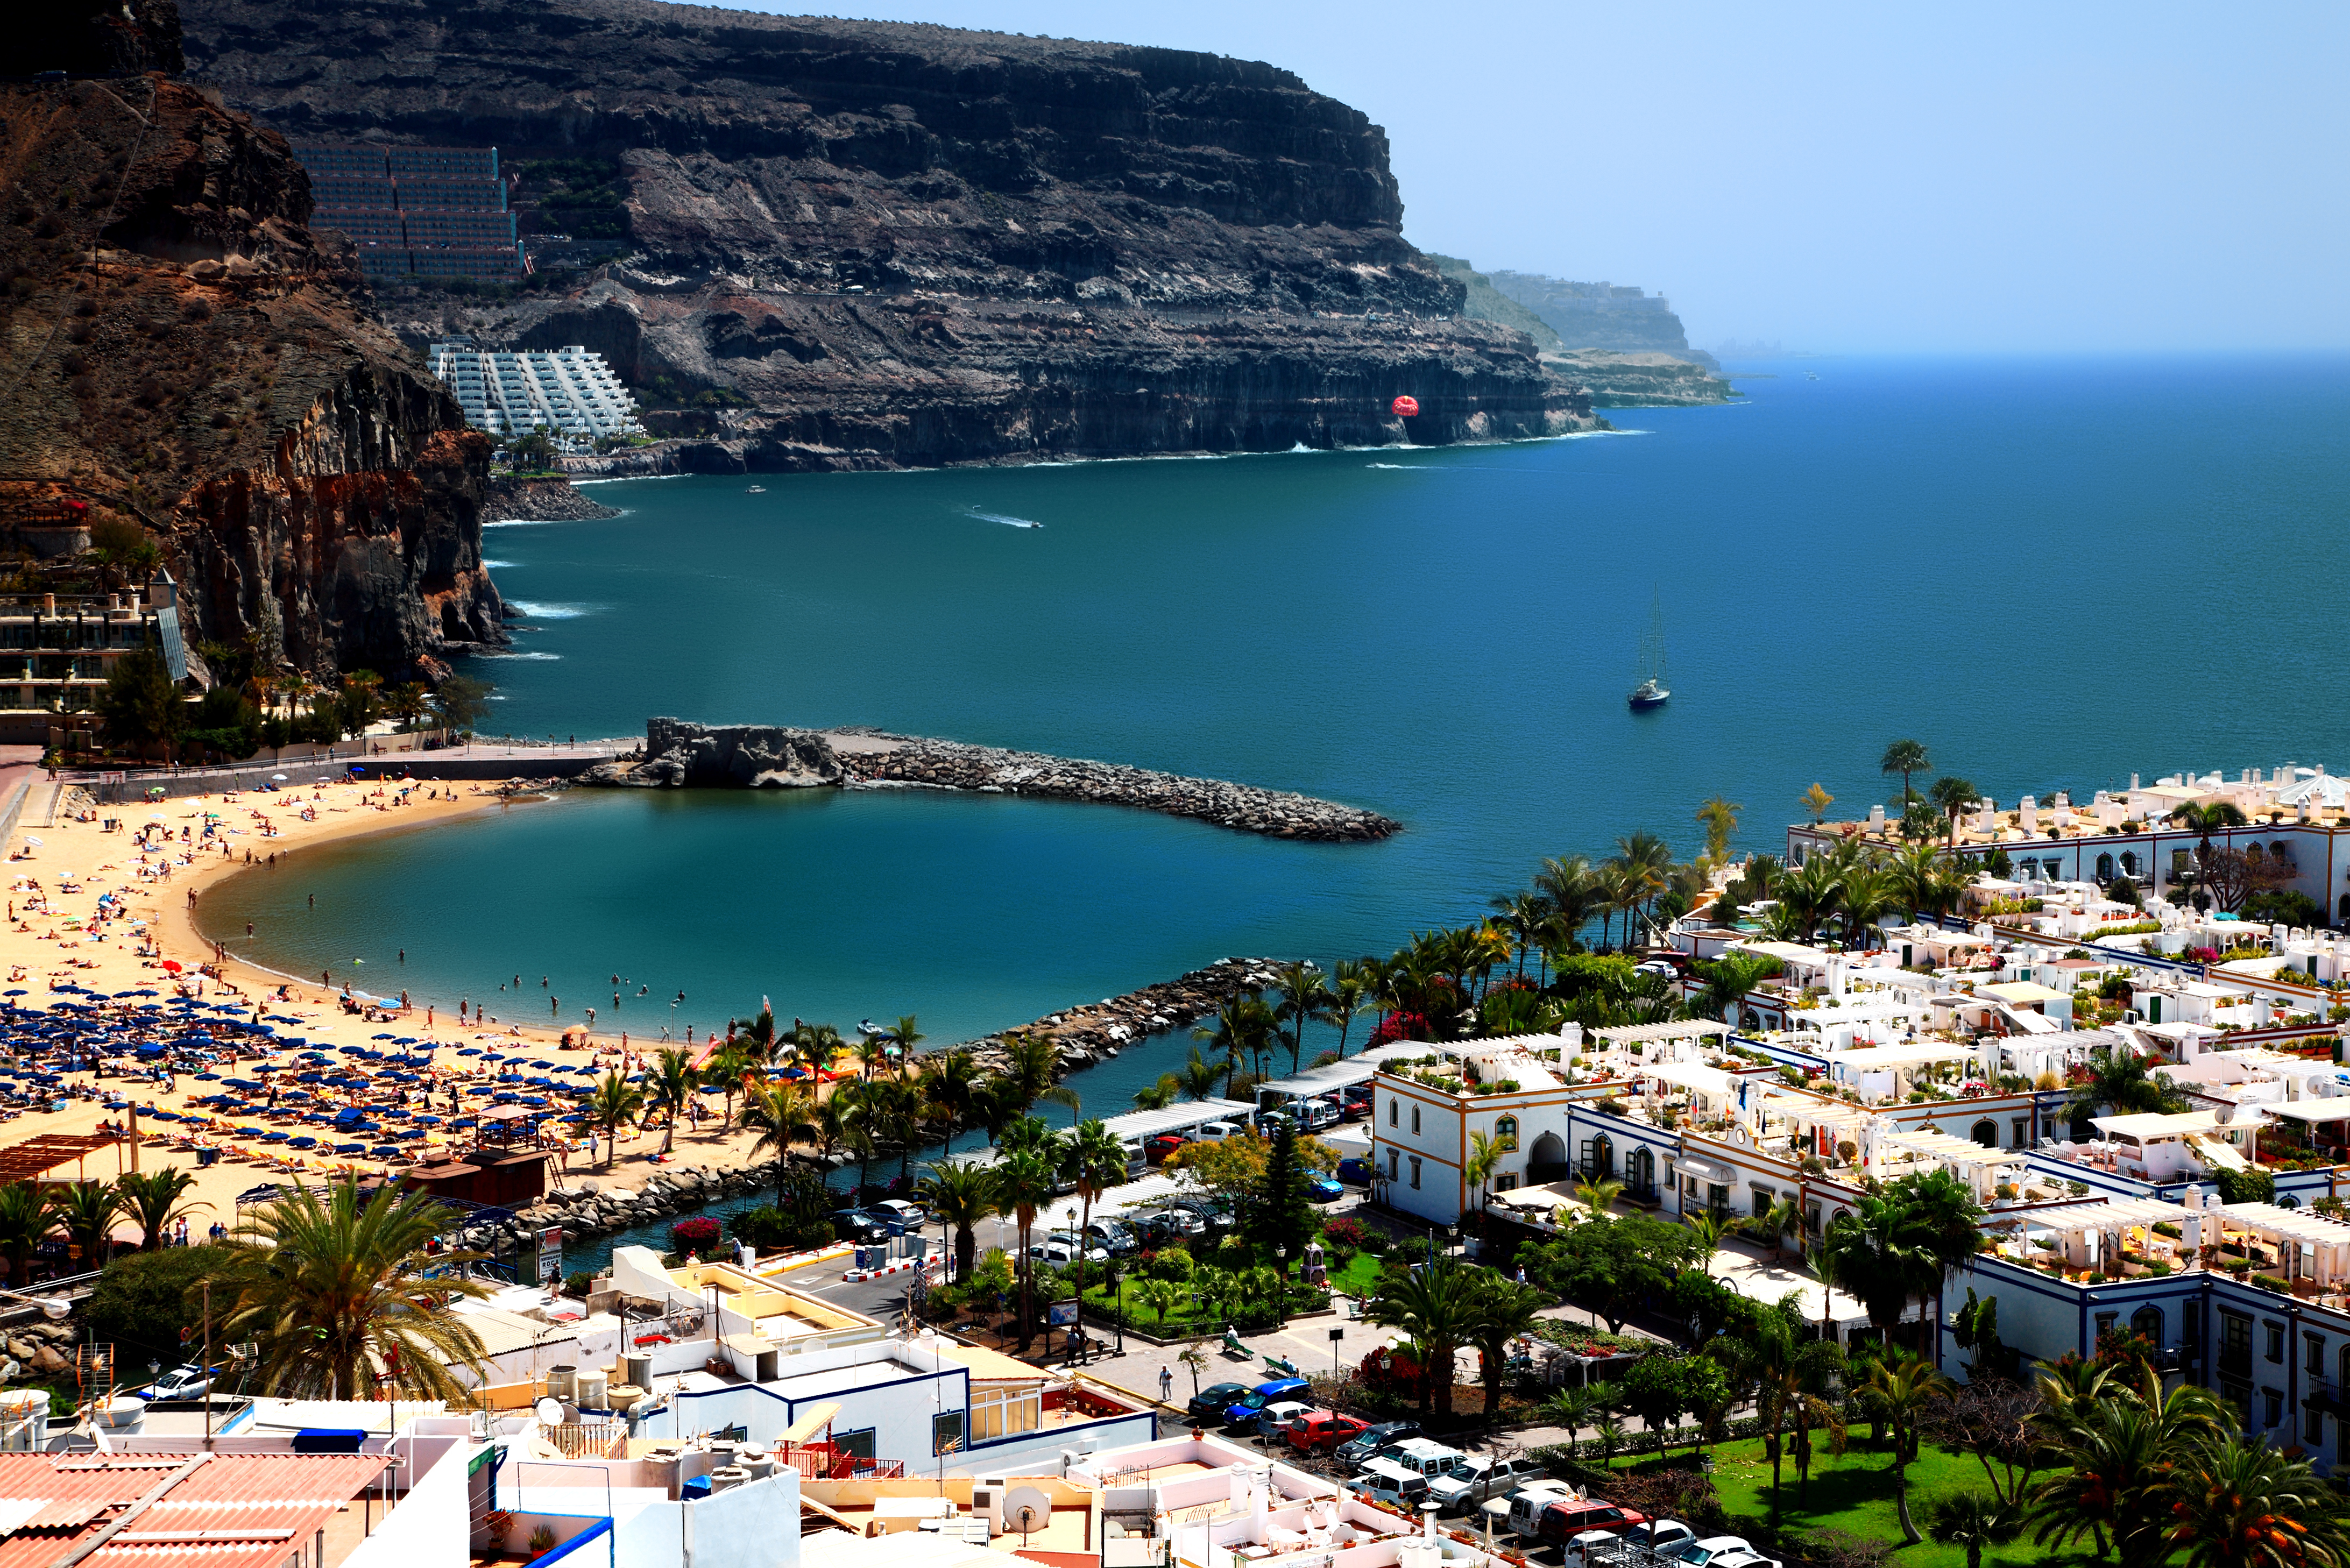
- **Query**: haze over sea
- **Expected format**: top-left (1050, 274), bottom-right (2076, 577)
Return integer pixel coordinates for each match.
top-left (200, 355), bottom-right (2350, 1121)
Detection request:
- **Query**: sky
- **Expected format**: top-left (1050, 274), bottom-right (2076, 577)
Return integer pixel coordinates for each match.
top-left (727, 1), bottom-right (2349, 353)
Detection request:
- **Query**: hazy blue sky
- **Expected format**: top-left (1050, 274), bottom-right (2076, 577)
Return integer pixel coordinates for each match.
top-left (735, 1), bottom-right (2347, 352)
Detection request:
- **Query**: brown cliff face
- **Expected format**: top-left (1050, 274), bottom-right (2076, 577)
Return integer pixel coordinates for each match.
top-left (0, 75), bottom-right (502, 679)
top-left (180, 0), bottom-right (1598, 467)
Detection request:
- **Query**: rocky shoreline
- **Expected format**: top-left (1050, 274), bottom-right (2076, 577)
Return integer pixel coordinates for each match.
top-left (958, 955), bottom-right (1294, 1076)
top-left (584, 719), bottom-right (1399, 842)
top-left (485, 477), bottom-right (623, 521)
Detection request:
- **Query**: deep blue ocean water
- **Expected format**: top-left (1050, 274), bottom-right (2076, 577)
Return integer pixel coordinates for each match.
top-left (197, 354), bottom-right (2350, 1127)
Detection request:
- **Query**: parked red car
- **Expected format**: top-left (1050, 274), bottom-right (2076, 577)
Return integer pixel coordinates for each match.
top-left (1537, 1500), bottom-right (1651, 1546)
top-left (1145, 1134), bottom-right (1190, 1163)
top-left (1283, 1410), bottom-right (1371, 1455)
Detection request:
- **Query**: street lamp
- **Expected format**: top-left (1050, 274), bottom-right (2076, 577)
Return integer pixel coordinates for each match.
top-left (1276, 1243), bottom-right (1291, 1327)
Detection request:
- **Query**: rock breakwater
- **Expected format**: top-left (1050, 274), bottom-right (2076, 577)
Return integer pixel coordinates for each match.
top-left (960, 956), bottom-right (1294, 1076)
top-left (584, 720), bottom-right (1399, 841)
top-left (486, 478), bottom-right (622, 522)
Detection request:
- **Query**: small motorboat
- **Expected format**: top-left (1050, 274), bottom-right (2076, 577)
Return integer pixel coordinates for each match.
top-left (1627, 588), bottom-right (1669, 711)
top-left (746, 484), bottom-right (767, 493)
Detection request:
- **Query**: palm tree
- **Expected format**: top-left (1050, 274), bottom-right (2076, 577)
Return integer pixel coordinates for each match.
top-left (833, 1081), bottom-right (879, 1191)
top-left (0, 1182), bottom-right (55, 1285)
top-left (1837, 863), bottom-right (1900, 948)
top-left (1178, 1344), bottom-right (1209, 1396)
top-left (1776, 855), bottom-right (1845, 943)
top-left (115, 1167), bottom-right (196, 1251)
top-left (218, 1179), bottom-right (491, 1402)
top-left (52, 1181), bottom-right (123, 1264)
top-left (1880, 739), bottom-right (1931, 807)
top-left (1465, 1274), bottom-right (1546, 1419)
top-left (1573, 1176), bottom-right (1624, 1219)
top-left (1540, 1385), bottom-right (1599, 1450)
top-left (1684, 1208), bottom-right (1732, 1250)
top-left (739, 1079), bottom-right (816, 1201)
top-left (884, 1014), bottom-right (925, 1074)
top-left (1328, 960), bottom-right (1372, 1055)
top-left (2030, 1363), bottom-right (2228, 1562)
top-left (999, 1031), bottom-right (1081, 1117)
top-left (1694, 796), bottom-right (1742, 864)
top-left (1132, 1073), bottom-right (1180, 1111)
top-left (1535, 855), bottom-right (1597, 954)
top-left (1927, 1492), bottom-right (2020, 1568)
top-left (1747, 1195), bottom-right (1802, 1262)
top-left (1063, 1119), bottom-right (1128, 1327)
top-left (703, 1042), bottom-right (758, 1130)
top-left (1928, 775), bottom-right (1980, 846)
top-left (1859, 1352), bottom-right (1953, 1543)
top-left (991, 1127), bottom-right (1065, 1350)
top-left (865, 1076), bottom-right (927, 1183)
top-left (916, 1046), bottom-right (983, 1132)
top-left (646, 1048), bottom-right (699, 1155)
top-left (2064, 1042), bottom-right (2189, 1128)
top-left (1272, 962), bottom-right (1334, 1075)
top-left (1133, 1278), bottom-right (1180, 1333)
top-left (1174, 1048), bottom-right (1223, 1103)
top-left (1365, 1255), bottom-right (1482, 1421)
top-left (917, 1159), bottom-right (998, 1282)
top-left (808, 1088), bottom-right (855, 1169)
top-left (1463, 1131), bottom-right (1506, 1219)
top-left (2172, 801), bottom-right (2252, 890)
top-left (1193, 994), bottom-right (1273, 1097)
top-left (1693, 953), bottom-right (1774, 1026)
top-left (855, 1031), bottom-right (892, 1082)
top-left (1591, 1413), bottom-right (1626, 1471)
top-left (2160, 1435), bottom-right (2350, 1568)
top-left (592, 1067), bottom-right (648, 1166)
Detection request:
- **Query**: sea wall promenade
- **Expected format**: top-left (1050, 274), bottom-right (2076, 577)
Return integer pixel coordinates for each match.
top-left (584, 719), bottom-right (1400, 841)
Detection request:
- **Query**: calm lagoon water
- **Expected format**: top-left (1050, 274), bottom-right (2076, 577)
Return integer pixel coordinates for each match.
top-left (199, 355), bottom-right (2350, 1117)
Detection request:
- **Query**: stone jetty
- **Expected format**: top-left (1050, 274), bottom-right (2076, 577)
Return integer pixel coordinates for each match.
top-left (958, 956), bottom-right (1295, 1075)
top-left (582, 719), bottom-right (1399, 841)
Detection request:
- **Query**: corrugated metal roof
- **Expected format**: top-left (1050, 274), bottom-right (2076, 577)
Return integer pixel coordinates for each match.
top-left (0, 1452), bottom-right (386, 1568)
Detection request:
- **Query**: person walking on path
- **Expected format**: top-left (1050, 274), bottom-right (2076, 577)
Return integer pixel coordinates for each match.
top-left (1158, 1366), bottom-right (1173, 1404)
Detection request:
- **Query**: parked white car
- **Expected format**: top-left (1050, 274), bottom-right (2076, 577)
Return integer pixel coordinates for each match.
top-left (1429, 1456), bottom-right (1546, 1515)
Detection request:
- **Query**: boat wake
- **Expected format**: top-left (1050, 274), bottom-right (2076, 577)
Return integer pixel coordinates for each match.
top-left (476, 650), bottom-right (563, 661)
top-left (968, 509), bottom-right (1044, 529)
top-left (505, 601), bottom-right (594, 620)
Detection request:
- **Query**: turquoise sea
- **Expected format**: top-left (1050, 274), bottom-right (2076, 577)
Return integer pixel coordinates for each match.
top-left (196, 355), bottom-right (2350, 1126)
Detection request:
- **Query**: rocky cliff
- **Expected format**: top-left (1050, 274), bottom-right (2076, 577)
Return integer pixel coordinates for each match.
top-left (1484, 270), bottom-right (1717, 370)
top-left (178, 0), bottom-right (1599, 469)
top-left (0, 61), bottom-right (504, 680)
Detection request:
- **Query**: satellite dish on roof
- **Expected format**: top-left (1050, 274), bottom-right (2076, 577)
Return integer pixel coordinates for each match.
top-left (1006, 1486), bottom-right (1052, 1541)
top-left (534, 1397), bottom-right (564, 1426)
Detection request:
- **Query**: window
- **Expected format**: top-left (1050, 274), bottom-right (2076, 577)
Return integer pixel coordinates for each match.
top-left (1971, 1119), bottom-right (1998, 1148)
top-left (1387, 1148), bottom-right (1400, 1182)
top-left (2096, 853), bottom-right (2115, 882)
top-left (2012, 1119), bottom-right (2030, 1150)
top-left (2306, 1400), bottom-right (2325, 1446)
top-left (1408, 1157), bottom-right (1421, 1190)
top-left (1495, 1173), bottom-right (1518, 1193)
top-left (2122, 850), bottom-right (2141, 877)
top-left (2309, 1333), bottom-right (2327, 1380)
top-left (1411, 1106), bottom-right (1421, 1136)
top-left (2095, 1311), bottom-right (2118, 1342)
top-left (835, 1427), bottom-right (877, 1460)
top-left (1389, 1099), bottom-right (1398, 1127)
top-left (1752, 1184), bottom-right (1775, 1217)
top-left (2266, 1388), bottom-right (2284, 1430)
top-left (1804, 1201), bottom-right (1822, 1235)
top-left (2220, 1311), bottom-right (2253, 1375)
top-left (2174, 848), bottom-right (2193, 877)
top-left (2267, 1322), bottom-right (2286, 1364)
top-left (1493, 1116), bottom-right (1519, 1152)
top-left (2133, 1306), bottom-right (2165, 1345)
top-left (933, 1410), bottom-right (966, 1455)
top-left (969, 1386), bottom-right (1039, 1440)
top-left (2339, 1343), bottom-right (2350, 1391)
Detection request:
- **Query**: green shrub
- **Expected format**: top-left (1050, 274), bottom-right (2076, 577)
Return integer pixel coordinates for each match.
top-left (87, 1244), bottom-right (235, 1372)
top-left (1143, 1246), bottom-right (1194, 1282)
top-left (2253, 1274), bottom-right (2291, 1294)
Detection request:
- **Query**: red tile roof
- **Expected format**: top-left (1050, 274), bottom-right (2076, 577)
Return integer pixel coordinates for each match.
top-left (0, 1451), bottom-right (388, 1568)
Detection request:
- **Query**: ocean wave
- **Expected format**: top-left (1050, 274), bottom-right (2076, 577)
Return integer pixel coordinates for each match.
top-left (968, 509), bottom-right (1043, 529)
top-left (572, 474), bottom-right (688, 486)
top-left (482, 559), bottom-right (515, 569)
top-left (1363, 463), bottom-right (1426, 470)
top-left (505, 601), bottom-right (594, 619)
top-left (483, 519), bottom-right (554, 529)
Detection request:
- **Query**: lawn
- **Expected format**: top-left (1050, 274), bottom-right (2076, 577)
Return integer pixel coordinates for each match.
top-left (1682, 1435), bottom-right (2102, 1568)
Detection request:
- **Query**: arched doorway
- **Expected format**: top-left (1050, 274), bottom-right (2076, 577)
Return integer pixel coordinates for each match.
top-left (2096, 853), bottom-right (2114, 882)
top-left (1972, 1119), bottom-right (1999, 1148)
top-left (1629, 1146), bottom-right (1655, 1200)
top-left (1582, 1133), bottom-right (1615, 1181)
top-left (2131, 1305), bottom-right (2164, 1344)
top-left (1528, 1131), bottom-right (1567, 1182)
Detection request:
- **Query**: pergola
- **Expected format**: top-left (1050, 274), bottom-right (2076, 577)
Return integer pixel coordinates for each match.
top-left (1881, 1127), bottom-right (2027, 1196)
top-left (1986, 1196), bottom-right (2192, 1274)
top-left (1595, 1020), bottom-right (1732, 1048)
top-left (2220, 1202), bottom-right (2350, 1290)
top-left (0, 1131), bottom-right (125, 1184)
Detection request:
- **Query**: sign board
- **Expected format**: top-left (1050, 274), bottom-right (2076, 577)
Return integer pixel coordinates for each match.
top-left (536, 1226), bottom-right (564, 1285)
top-left (1047, 1301), bottom-right (1079, 1327)
top-left (1329, 1328), bottom-right (1345, 1342)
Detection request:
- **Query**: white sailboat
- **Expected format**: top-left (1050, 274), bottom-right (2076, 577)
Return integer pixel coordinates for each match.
top-left (1628, 590), bottom-right (1669, 711)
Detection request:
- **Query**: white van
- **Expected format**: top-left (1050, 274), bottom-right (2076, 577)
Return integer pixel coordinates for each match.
top-left (1505, 1483), bottom-right (1577, 1541)
top-left (1383, 1438), bottom-right (1469, 1481)
top-left (1353, 1458), bottom-right (1430, 1509)
top-left (1194, 1121), bottom-right (1244, 1142)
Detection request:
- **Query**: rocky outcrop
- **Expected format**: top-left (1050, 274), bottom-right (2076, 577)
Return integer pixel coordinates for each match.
top-left (485, 477), bottom-right (621, 522)
top-left (1484, 271), bottom-right (1719, 370)
top-left (1547, 350), bottom-right (1738, 409)
top-left (959, 957), bottom-right (1299, 1074)
top-left (585, 720), bottom-right (1399, 840)
top-left (180, 0), bottom-right (1602, 467)
top-left (0, 70), bottom-right (503, 680)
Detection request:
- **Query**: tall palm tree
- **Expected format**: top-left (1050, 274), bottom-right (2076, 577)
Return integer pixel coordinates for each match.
top-left (1535, 855), bottom-right (1597, 954)
top-left (218, 1179), bottom-right (491, 1402)
top-left (1694, 953), bottom-right (1774, 1027)
top-left (739, 1079), bottom-right (816, 1201)
top-left (855, 1031), bottom-right (893, 1082)
top-left (1328, 960), bottom-right (1372, 1055)
top-left (1463, 1131), bottom-right (1505, 1218)
top-left (1573, 1176), bottom-right (1624, 1219)
top-left (1271, 962), bottom-right (1334, 1075)
top-left (915, 1046), bottom-right (983, 1132)
top-left (587, 1072), bottom-right (645, 1168)
top-left (1837, 863), bottom-right (1900, 948)
top-left (1748, 1195), bottom-right (1803, 1262)
top-left (833, 1081), bottom-right (879, 1191)
top-left (1694, 796), bottom-right (1743, 864)
top-left (1193, 994), bottom-right (1273, 1098)
top-left (991, 1123), bottom-right (1066, 1349)
top-left (1777, 855), bottom-right (1846, 943)
top-left (884, 1014), bottom-right (925, 1074)
top-left (1366, 1256), bottom-right (1482, 1421)
top-left (1928, 775), bottom-right (1980, 847)
top-left (999, 1031), bottom-right (1081, 1118)
top-left (865, 1076), bottom-right (928, 1183)
top-left (2064, 1043), bottom-right (2189, 1127)
top-left (917, 1159), bottom-right (998, 1282)
top-left (703, 1042), bottom-right (758, 1131)
top-left (52, 1181), bottom-right (123, 1265)
top-left (1880, 739), bottom-right (1931, 808)
top-left (115, 1167), bottom-right (196, 1251)
top-left (808, 1088), bottom-right (855, 1169)
top-left (1465, 1273), bottom-right (1546, 1419)
top-left (1062, 1119), bottom-right (1128, 1326)
top-left (2172, 801), bottom-right (2252, 890)
top-left (1859, 1352), bottom-right (1953, 1543)
top-left (647, 1047), bottom-right (699, 1155)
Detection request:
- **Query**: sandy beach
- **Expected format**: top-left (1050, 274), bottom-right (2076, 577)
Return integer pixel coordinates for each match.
top-left (0, 771), bottom-right (796, 1241)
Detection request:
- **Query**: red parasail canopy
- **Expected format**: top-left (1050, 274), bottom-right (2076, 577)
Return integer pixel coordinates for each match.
top-left (1391, 395), bottom-right (1420, 418)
